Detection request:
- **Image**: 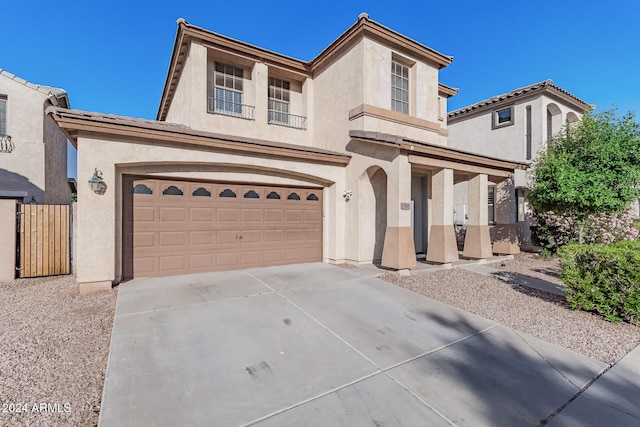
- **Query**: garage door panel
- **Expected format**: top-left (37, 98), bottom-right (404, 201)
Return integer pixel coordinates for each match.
top-left (190, 208), bottom-right (214, 222)
top-left (129, 178), bottom-right (322, 278)
top-left (265, 209), bottom-right (284, 222)
top-left (242, 209), bottom-right (263, 222)
top-left (285, 229), bottom-right (303, 242)
top-left (159, 207), bottom-right (186, 222)
top-left (190, 231), bottom-right (214, 246)
top-left (134, 232), bottom-right (156, 248)
top-left (134, 207), bottom-right (156, 222)
top-left (189, 253), bottom-right (214, 269)
top-left (158, 255), bottom-right (186, 272)
top-left (216, 230), bottom-right (240, 245)
top-left (159, 231), bottom-right (187, 247)
top-left (217, 208), bottom-right (240, 222)
top-left (216, 252), bottom-right (240, 268)
top-left (265, 230), bottom-right (283, 242)
top-left (285, 210), bottom-right (303, 222)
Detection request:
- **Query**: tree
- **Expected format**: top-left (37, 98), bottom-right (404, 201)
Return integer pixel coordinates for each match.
top-left (528, 109), bottom-right (640, 216)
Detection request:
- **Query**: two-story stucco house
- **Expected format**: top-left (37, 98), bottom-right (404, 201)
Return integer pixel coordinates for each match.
top-left (0, 69), bottom-right (72, 204)
top-left (48, 14), bottom-right (525, 293)
top-left (447, 80), bottom-right (591, 248)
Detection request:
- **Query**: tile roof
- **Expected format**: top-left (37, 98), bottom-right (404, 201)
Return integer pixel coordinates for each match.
top-left (46, 107), bottom-right (350, 159)
top-left (0, 68), bottom-right (69, 108)
top-left (448, 80), bottom-right (592, 120)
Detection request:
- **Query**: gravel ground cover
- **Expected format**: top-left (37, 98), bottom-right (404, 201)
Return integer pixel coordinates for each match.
top-left (383, 252), bottom-right (640, 365)
top-left (0, 275), bottom-right (117, 426)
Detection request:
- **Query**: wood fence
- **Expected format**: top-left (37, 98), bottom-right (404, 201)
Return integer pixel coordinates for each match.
top-left (18, 204), bottom-right (70, 278)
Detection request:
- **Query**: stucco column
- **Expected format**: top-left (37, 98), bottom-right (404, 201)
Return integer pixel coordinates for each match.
top-left (492, 178), bottom-right (520, 255)
top-left (426, 168), bottom-right (458, 263)
top-left (252, 62), bottom-right (268, 126)
top-left (0, 199), bottom-right (17, 281)
top-left (463, 174), bottom-right (493, 259)
top-left (381, 156), bottom-right (416, 270)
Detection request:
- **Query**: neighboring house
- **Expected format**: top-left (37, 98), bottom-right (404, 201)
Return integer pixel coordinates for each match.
top-left (0, 69), bottom-right (72, 204)
top-left (447, 80), bottom-right (591, 247)
top-left (0, 69), bottom-right (73, 281)
top-left (48, 14), bottom-right (524, 293)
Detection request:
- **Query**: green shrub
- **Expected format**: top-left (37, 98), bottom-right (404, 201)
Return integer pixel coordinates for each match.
top-left (559, 241), bottom-right (640, 324)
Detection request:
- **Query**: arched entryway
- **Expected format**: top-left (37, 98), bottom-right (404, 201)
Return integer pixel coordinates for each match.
top-left (358, 166), bottom-right (387, 263)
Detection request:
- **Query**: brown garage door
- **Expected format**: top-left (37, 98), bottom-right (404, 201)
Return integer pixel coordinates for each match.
top-left (123, 178), bottom-right (323, 278)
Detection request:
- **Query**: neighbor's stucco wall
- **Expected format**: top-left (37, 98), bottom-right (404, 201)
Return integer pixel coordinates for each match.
top-left (0, 76), bottom-right (48, 202)
top-left (75, 134), bottom-right (347, 286)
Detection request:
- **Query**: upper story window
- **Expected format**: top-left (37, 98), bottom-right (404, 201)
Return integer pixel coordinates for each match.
top-left (492, 105), bottom-right (514, 129)
top-left (391, 60), bottom-right (409, 114)
top-left (268, 78), bottom-right (290, 125)
top-left (211, 63), bottom-right (253, 119)
top-left (0, 96), bottom-right (6, 136)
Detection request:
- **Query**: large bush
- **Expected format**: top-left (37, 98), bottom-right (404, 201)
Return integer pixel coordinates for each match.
top-left (559, 241), bottom-right (640, 324)
top-left (531, 210), bottom-right (639, 253)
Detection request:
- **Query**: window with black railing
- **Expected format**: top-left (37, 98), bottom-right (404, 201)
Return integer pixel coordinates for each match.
top-left (0, 96), bottom-right (13, 153)
top-left (208, 63), bottom-right (254, 120)
top-left (267, 77), bottom-right (306, 129)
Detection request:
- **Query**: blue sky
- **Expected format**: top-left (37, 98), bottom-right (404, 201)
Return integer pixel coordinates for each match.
top-left (2, 1), bottom-right (639, 180)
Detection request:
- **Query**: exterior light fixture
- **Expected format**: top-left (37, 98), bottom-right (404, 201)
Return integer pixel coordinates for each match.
top-left (343, 190), bottom-right (353, 202)
top-left (88, 168), bottom-right (107, 195)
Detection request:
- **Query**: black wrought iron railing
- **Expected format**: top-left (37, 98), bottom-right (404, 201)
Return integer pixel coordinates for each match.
top-left (207, 97), bottom-right (255, 120)
top-left (268, 110), bottom-right (307, 130)
top-left (0, 135), bottom-right (13, 153)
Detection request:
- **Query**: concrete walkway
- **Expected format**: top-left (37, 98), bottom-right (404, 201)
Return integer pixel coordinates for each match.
top-left (99, 263), bottom-right (640, 426)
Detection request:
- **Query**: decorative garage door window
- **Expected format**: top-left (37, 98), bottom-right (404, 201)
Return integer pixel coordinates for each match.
top-left (219, 189), bottom-right (236, 198)
top-left (287, 192), bottom-right (300, 200)
top-left (162, 186), bottom-right (183, 196)
top-left (244, 190), bottom-right (259, 199)
top-left (132, 184), bottom-right (153, 194)
top-left (307, 193), bottom-right (319, 201)
top-left (267, 191), bottom-right (281, 199)
top-left (192, 187), bottom-right (211, 197)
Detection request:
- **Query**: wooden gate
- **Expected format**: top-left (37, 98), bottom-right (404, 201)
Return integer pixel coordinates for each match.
top-left (18, 204), bottom-right (70, 278)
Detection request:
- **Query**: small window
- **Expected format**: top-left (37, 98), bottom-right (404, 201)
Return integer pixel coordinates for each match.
top-left (192, 187), bottom-right (211, 197)
top-left (219, 189), bottom-right (237, 198)
top-left (391, 60), bottom-right (409, 114)
top-left (488, 185), bottom-right (496, 224)
top-left (266, 191), bottom-right (281, 199)
top-left (132, 184), bottom-right (153, 194)
top-left (287, 192), bottom-right (300, 201)
top-left (244, 190), bottom-right (259, 199)
top-left (306, 193), bottom-right (319, 201)
top-left (493, 106), bottom-right (514, 129)
top-left (162, 185), bottom-right (183, 196)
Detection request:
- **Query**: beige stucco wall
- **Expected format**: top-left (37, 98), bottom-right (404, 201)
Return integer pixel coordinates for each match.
top-left (0, 199), bottom-right (16, 281)
top-left (0, 76), bottom-right (71, 204)
top-left (75, 134), bottom-right (347, 286)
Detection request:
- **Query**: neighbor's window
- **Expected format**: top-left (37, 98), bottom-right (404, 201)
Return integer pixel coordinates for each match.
top-left (493, 106), bottom-right (514, 129)
top-left (214, 63), bottom-right (244, 115)
top-left (391, 60), bottom-right (409, 114)
top-left (0, 96), bottom-right (6, 136)
top-left (516, 188), bottom-right (526, 222)
top-left (488, 185), bottom-right (496, 224)
top-left (268, 77), bottom-right (290, 125)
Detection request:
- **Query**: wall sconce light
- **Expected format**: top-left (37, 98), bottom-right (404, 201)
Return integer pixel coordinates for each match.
top-left (88, 168), bottom-right (107, 195)
top-left (343, 190), bottom-right (353, 202)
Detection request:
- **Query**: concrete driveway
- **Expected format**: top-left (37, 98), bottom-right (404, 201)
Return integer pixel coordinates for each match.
top-left (99, 263), bottom-right (610, 426)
